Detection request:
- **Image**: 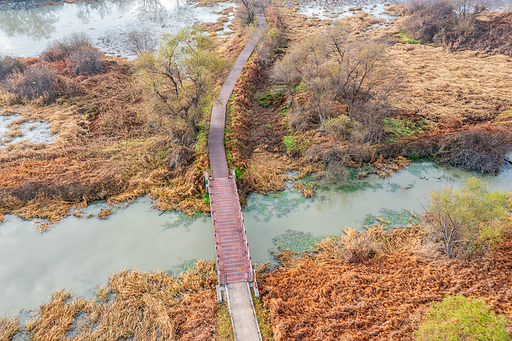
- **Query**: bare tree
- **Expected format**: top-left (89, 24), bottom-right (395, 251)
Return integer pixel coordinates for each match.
top-left (237, 0), bottom-right (257, 24)
top-left (273, 23), bottom-right (402, 141)
top-left (125, 29), bottom-right (157, 55)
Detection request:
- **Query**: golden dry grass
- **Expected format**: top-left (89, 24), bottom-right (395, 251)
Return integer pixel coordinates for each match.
top-left (6, 261), bottom-right (219, 341)
top-left (247, 148), bottom-right (290, 193)
top-left (389, 43), bottom-right (512, 122)
top-left (0, 317), bottom-right (21, 341)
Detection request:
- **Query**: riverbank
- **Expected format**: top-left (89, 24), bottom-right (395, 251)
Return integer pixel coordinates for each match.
top-left (2, 209), bottom-right (511, 340)
top-left (258, 223), bottom-right (512, 340)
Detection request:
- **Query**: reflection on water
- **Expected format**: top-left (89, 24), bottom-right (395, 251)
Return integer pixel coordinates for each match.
top-left (0, 163), bottom-right (510, 316)
top-left (0, 0), bottom-right (234, 57)
top-left (0, 6), bottom-right (59, 40)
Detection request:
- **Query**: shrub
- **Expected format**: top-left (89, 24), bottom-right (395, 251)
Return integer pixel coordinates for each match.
top-left (404, 0), bottom-right (456, 43)
top-left (415, 295), bottom-right (510, 341)
top-left (436, 127), bottom-right (511, 174)
top-left (5, 64), bottom-right (65, 102)
top-left (69, 46), bottom-right (104, 76)
top-left (125, 29), bottom-right (157, 55)
top-left (41, 33), bottom-right (93, 62)
top-left (383, 117), bottom-right (430, 139)
top-left (0, 55), bottom-right (25, 82)
top-left (425, 177), bottom-right (510, 259)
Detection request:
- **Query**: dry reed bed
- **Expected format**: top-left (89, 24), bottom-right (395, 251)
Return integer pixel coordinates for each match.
top-left (0, 57), bottom-right (211, 229)
top-left (2, 261), bottom-right (218, 341)
top-left (261, 226), bottom-right (512, 340)
top-left (389, 44), bottom-right (512, 122)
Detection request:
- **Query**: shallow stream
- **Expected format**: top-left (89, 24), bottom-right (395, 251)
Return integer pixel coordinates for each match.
top-left (1, 162), bottom-right (511, 316)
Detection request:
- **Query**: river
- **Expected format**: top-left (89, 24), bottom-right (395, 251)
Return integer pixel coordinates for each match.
top-left (1, 162), bottom-right (511, 316)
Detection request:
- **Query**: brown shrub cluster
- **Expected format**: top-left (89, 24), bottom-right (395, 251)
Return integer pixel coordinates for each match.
top-left (41, 33), bottom-right (93, 62)
top-left (4, 64), bottom-right (70, 103)
top-left (446, 12), bottom-right (512, 56)
top-left (0, 55), bottom-right (24, 82)
top-left (436, 126), bottom-right (512, 174)
top-left (261, 227), bottom-right (512, 340)
top-left (404, 1), bottom-right (512, 56)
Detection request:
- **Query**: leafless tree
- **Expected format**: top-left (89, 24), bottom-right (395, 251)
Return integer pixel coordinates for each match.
top-left (237, 0), bottom-right (257, 25)
top-left (125, 29), bottom-right (157, 55)
top-left (273, 23), bottom-right (403, 141)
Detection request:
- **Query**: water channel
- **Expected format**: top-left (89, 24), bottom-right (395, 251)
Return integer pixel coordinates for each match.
top-left (0, 0), bottom-right (237, 58)
top-left (1, 0), bottom-right (512, 322)
top-left (1, 162), bottom-right (511, 316)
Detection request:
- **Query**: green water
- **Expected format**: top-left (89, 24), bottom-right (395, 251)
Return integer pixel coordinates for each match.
top-left (0, 162), bottom-right (511, 316)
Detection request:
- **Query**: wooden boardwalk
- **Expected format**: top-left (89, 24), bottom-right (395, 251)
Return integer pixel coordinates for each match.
top-left (206, 171), bottom-right (254, 285)
top-left (206, 2), bottom-right (267, 340)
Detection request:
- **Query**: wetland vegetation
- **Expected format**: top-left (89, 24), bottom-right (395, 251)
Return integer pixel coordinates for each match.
top-left (1, 0), bottom-right (512, 339)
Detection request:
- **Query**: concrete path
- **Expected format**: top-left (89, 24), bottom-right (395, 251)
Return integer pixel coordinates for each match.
top-left (227, 283), bottom-right (261, 341)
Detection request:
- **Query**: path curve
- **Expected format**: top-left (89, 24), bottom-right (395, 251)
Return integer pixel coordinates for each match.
top-left (208, 3), bottom-right (267, 178)
top-left (207, 3), bottom-right (267, 340)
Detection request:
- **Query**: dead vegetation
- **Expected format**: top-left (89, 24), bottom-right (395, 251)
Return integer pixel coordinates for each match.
top-left (0, 54), bottom-right (209, 230)
top-left (3, 261), bottom-right (219, 341)
top-left (260, 223), bottom-right (512, 340)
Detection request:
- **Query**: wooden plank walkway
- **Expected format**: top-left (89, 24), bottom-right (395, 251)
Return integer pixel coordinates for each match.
top-left (207, 172), bottom-right (253, 285)
top-left (206, 2), bottom-right (267, 340)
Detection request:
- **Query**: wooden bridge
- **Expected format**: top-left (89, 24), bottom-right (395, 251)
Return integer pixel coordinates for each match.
top-left (206, 2), bottom-right (266, 340)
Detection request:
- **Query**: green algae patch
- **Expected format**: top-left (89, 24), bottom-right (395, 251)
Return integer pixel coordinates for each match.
top-left (363, 208), bottom-right (420, 228)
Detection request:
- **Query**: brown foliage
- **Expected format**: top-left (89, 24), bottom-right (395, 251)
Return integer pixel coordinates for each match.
top-left (436, 126), bottom-right (511, 174)
top-left (4, 64), bottom-right (69, 103)
top-left (225, 55), bottom-right (262, 169)
top-left (447, 12), bottom-right (512, 56)
top-left (0, 55), bottom-right (24, 82)
top-left (9, 261), bottom-right (219, 341)
top-left (262, 227), bottom-right (512, 340)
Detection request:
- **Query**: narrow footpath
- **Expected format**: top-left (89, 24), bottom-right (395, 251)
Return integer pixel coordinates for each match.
top-left (207, 3), bottom-right (267, 341)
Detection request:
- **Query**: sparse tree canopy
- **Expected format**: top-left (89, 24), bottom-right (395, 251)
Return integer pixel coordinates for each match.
top-left (425, 177), bottom-right (510, 259)
top-left (273, 23), bottom-right (402, 142)
top-left (136, 28), bottom-right (228, 137)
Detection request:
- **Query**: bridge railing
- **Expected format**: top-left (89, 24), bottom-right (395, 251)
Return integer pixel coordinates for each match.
top-left (230, 169), bottom-right (254, 283)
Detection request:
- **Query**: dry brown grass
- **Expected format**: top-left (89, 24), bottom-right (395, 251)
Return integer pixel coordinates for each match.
top-left (7, 261), bottom-right (219, 341)
top-left (0, 317), bottom-right (21, 341)
top-left (246, 148), bottom-right (290, 193)
top-left (261, 226), bottom-right (512, 340)
top-left (389, 43), bottom-right (512, 122)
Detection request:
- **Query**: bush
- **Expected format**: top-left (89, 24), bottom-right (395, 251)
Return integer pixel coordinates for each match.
top-left (404, 0), bottom-right (456, 43)
top-left (426, 177), bottom-right (510, 259)
top-left (5, 64), bottom-right (65, 102)
top-left (125, 29), bottom-right (157, 55)
top-left (41, 33), bottom-right (93, 62)
top-left (0, 55), bottom-right (25, 82)
top-left (415, 295), bottom-right (510, 340)
top-left (437, 127), bottom-right (511, 174)
top-left (69, 46), bottom-right (104, 76)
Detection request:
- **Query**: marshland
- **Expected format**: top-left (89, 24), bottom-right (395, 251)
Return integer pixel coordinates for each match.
top-left (1, 0), bottom-right (512, 339)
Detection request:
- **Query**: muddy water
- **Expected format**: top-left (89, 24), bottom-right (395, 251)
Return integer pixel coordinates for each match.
top-left (0, 112), bottom-right (54, 147)
top-left (1, 162), bottom-right (511, 316)
top-left (0, 0), bottom-right (236, 58)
